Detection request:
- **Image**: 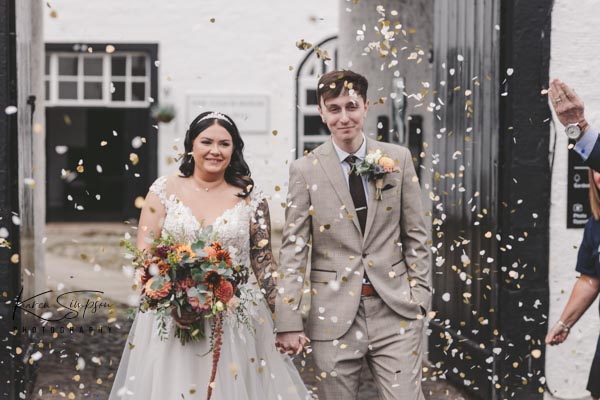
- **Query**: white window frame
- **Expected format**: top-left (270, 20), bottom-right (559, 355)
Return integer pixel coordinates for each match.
top-left (296, 37), bottom-right (338, 158)
top-left (45, 52), bottom-right (151, 108)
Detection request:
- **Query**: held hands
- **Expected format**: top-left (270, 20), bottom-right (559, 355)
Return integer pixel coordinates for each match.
top-left (275, 331), bottom-right (309, 355)
top-left (545, 321), bottom-right (570, 346)
top-left (548, 78), bottom-right (587, 128)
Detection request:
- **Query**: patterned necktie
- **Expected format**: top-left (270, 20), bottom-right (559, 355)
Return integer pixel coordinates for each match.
top-left (345, 155), bottom-right (368, 234)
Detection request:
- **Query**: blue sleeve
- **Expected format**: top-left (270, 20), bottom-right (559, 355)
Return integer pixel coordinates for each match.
top-left (577, 129), bottom-right (600, 172)
top-left (576, 219), bottom-right (600, 277)
top-left (574, 128), bottom-right (598, 161)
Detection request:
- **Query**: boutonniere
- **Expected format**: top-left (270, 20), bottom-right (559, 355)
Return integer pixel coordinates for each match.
top-left (352, 149), bottom-right (399, 200)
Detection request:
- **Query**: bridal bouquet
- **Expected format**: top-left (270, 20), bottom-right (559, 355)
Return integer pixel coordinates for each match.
top-left (124, 228), bottom-right (250, 345)
top-left (124, 229), bottom-right (251, 399)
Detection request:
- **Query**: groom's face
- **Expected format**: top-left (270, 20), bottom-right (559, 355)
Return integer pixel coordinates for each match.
top-left (318, 91), bottom-right (369, 146)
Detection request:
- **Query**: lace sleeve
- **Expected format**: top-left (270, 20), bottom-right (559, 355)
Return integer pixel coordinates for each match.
top-left (249, 192), bottom-right (278, 314)
top-left (148, 176), bottom-right (168, 205)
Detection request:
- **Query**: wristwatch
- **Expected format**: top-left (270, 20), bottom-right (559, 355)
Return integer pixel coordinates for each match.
top-left (565, 120), bottom-right (589, 141)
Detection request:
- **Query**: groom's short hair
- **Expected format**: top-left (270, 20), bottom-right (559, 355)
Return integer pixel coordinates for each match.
top-left (317, 70), bottom-right (368, 105)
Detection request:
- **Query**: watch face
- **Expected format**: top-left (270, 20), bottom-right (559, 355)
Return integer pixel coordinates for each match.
top-left (566, 124), bottom-right (581, 139)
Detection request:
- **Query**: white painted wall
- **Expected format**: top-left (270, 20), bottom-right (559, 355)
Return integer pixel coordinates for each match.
top-left (44, 0), bottom-right (338, 226)
top-left (547, 1), bottom-right (600, 398)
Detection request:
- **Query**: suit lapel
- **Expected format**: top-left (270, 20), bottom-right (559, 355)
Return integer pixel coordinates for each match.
top-left (315, 140), bottom-right (362, 234)
top-left (362, 138), bottom-right (379, 241)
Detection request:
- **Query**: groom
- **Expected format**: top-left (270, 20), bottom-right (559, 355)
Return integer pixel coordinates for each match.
top-left (275, 70), bottom-right (431, 399)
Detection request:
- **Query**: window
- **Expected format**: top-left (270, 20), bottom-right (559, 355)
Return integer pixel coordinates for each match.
top-left (295, 36), bottom-right (338, 158)
top-left (45, 52), bottom-right (151, 107)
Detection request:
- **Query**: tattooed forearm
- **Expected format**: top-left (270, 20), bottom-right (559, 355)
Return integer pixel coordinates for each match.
top-left (249, 199), bottom-right (278, 314)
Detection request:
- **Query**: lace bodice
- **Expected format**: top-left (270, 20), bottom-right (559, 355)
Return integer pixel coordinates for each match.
top-left (149, 176), bottom-right (264, 267)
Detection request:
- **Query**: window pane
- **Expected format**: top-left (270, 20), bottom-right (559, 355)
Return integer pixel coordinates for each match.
top-left (111, 56), bottom-right (126, 76)
top-left (131, 82), bottom-right (145, 101)
top-left (303, 115), bottom-right (330, 136)
top-left (131, 56), bottom-right (146, 76)
top-left (45, 55), bottom-right (50, 75)
top-left (111, 81), bottom-right (125, 101)
top-left (84, 58), bottom-right (103, 76)
top-left (58, 81), bottom-right (77, 99)
top-left (306, 89), bottom-right (318, 105)
top-left (45, 80), bottom-right (50, 101)
top-left (84, 82), bottom-right (103, 100)
top-left (58, 57), bottom-right (78, 76)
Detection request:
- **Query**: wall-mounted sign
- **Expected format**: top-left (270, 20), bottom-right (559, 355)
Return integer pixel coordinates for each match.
top-left (567, 148), bottom-right (591, 228)
top-left (186, 94), bottom-right (269, 134)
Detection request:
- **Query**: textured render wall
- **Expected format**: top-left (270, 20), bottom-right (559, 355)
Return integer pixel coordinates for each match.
top-left (43, 0), bottom-right (338, 226)
top-left (547, 1), bottom-right (600, 398)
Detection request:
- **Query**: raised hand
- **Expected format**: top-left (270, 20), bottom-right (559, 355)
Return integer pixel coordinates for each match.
top-left (548, 78), bottom-right (587, 128)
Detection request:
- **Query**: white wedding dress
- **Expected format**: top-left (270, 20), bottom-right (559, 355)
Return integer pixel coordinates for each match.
top-left (109, 176), bottom-right (311, 400)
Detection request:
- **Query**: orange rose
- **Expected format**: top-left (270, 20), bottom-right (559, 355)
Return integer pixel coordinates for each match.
top-left (204, 245), bottom-right (218, 259)
top-left (378, 156), bottom-right (395, 170)
top-left (145, 278), bottom-right (172, 300)
top-left (204, 242), bottom-right (232, 266)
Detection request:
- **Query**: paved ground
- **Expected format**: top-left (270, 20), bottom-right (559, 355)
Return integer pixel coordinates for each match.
top-left (30, 223), bottom-right (474, 399)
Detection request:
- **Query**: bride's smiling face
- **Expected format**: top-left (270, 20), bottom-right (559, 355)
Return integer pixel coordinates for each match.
top-left (192, 123), bottom-right (234, 176)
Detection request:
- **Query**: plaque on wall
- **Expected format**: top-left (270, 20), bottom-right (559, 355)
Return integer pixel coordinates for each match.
top-left (186, 94), bottom-right (269, 134)
top-left (567, 148), bottom-right (591, 228)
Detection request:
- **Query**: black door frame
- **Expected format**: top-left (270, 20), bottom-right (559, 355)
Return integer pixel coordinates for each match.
top-left (45, 43), bottom-right (159, 222)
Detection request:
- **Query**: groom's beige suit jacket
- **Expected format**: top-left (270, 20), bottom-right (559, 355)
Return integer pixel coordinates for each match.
top-left (275, 137), bottom-right (431, 341)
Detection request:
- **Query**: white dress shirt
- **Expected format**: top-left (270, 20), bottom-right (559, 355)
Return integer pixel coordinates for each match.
top-left (331, 135), bottom-right (370, 202)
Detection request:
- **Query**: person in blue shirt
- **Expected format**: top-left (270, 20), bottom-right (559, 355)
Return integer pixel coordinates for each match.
top-left (549, 79), bottom-right (600, 172)
top-left (546, 167), bottom-right (600, 399)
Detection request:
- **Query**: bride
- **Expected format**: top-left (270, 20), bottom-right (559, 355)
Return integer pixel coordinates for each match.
top-left (109, 111), bottom-right (311, 399)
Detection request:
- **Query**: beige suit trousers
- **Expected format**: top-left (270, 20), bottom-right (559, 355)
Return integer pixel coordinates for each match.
top-left (310, 295), bottom-right (425, 400)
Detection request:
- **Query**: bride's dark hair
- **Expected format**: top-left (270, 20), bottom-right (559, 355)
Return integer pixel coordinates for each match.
top-left (179, 111), bottom-right (254, 198)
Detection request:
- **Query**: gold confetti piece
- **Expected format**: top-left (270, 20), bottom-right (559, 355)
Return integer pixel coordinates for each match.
top-left (134, 196), bottom-right (145, 209)
top-left (288, 65), bottom-right (294, 71)
top-left (49, 10), bottom-right (57, 18)
top-left (296, 39), bottom-right (313, 50)
top-left (15, 347), bottom-right (22, 355)
top-left (76, 165), bottom-right (84, 173)
top-left (105, 45), bottom-right (115, 54)
top-left (272, 130), bottom-right (278, 136)
top-left (100, 141), bottom-right (108, 146)
top-left (257, 239), bottom-right (269, 248)
top-left (130, 153), bottom-right (139, 165)
top-left (96, 378), bottom-right (103, 384)
top-left (210, 18), bottom-right (216, 23)
top-left (531, 349), bottom-right (541, 359)
top-left (10, 254), bottom-right (19, 264)
top-left (68, 393), bottom-right (75, 399)
top-left (73, 375), bottom-right (80, 382)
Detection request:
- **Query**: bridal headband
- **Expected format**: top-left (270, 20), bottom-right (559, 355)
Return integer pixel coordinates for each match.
top-left (198, 112), bottom-right (232, 125)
